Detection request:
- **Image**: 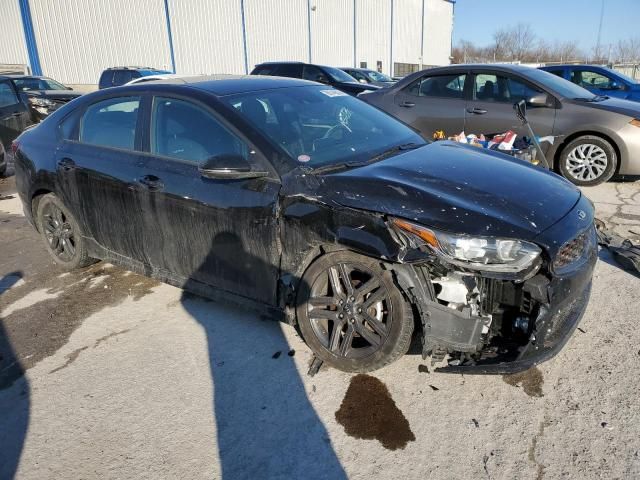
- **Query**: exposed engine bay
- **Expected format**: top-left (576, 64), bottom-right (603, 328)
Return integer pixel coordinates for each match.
top-left (399, 260), bottom-right (553, 371)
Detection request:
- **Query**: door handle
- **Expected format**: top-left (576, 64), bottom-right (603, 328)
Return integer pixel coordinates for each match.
top-left (137, 174), bottom-right (164, 192)
top-left (466, 107), bottom-right (488, 115)
top-left (57, 158), bottom-right (76, 172)
top-left (400, 101), bottom-right (415, 108)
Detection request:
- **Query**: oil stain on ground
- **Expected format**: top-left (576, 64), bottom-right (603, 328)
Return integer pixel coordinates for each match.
top-left (0, 262), bottom-right (159, 389)
top-left (503, 367), bottom-right (544, 397)
top-left (335, 374), bottom-right (415, 450)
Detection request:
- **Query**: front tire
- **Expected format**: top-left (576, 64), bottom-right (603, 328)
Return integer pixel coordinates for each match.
top-left (559, 135), bottom-right (617, 186)
top-left (36, 193), bottom-right (95, 270)
top-left (296, 251), bottom-right (414, 372)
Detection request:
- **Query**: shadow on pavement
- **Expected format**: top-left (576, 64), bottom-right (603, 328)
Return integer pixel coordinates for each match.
top-left (180, 233), bottom-right (346, 479)
top-left (0, 271), bottom-right (29, 479)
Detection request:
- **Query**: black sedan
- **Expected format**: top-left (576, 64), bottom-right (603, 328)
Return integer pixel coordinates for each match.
top-left (6, 74), bottom-right (82, 121)
top-left (14, 75), bottom-right (596, 373)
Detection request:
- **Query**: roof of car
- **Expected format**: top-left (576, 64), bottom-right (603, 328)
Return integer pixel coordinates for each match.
top-left (127, 74), bottom-right (317, 95)
top-left (1, 74), bottom-right (48, 80)
top-left (104, 66), bottom-right (163, 71)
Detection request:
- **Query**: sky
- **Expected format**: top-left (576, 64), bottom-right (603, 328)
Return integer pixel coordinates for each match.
top-left (453, 0), bottom-right (639, 52)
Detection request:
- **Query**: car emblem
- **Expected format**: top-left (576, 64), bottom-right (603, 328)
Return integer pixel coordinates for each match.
top-left (577, 210), bottom-right (586, 220)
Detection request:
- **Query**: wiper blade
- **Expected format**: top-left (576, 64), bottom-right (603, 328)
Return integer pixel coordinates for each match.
top-left (367, 142), bottom-right (422, 163)
top-left (311, 143), bottom-right (423, 175)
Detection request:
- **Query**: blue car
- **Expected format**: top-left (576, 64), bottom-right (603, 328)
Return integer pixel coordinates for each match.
top-left (540, 64), bottom-right (640, 102)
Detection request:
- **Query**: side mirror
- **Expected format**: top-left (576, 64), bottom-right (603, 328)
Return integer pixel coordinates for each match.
top-left (527, 93), bottom-right (550, 107)
top-left (608, 81), bottom-right (623, 90)
top-left (199, 154), bottom-right (268, 180)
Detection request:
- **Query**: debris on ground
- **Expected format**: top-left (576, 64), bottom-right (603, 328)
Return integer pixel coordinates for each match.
top-left (307, 355), bottom-right (323, 376)
top-left (595, 218), bottom-right (640, 274)
top-left (272, 351), bottom-right (281, 359)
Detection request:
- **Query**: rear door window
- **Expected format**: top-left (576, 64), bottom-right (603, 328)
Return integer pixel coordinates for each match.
top-left (151, 97), bottom-right (249, 164)
top-left (405, 73), bottom-right (467, 99)
top-left (0, 81), bottom-right (19, 107)
top-left (79, 97), bottom-right (140, 149)
top-left (112, 70), bottom-right (133, 86)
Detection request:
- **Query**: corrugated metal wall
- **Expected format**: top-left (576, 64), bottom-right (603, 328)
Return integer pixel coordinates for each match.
top-left (28, 0), bottom-right (172, 84)
top-left (244, 0), bottom-right (309, 71)
top-left (310, 0), bottom-right (354, 68)
top-left (355, 0), bottom-right (391, 75)
top-left (392, 0), bottom-right (422, 65)
top-left (0, 0), bottom-right (29, 66)
top-left (423, 0), bottom-right (453, 66)
top-left (167, 0), bottom-right (245, 75)
top-left (0, 0), bottom-right (453, 84)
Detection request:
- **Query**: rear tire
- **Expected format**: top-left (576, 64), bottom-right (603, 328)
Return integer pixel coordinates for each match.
top-left (559, 135), bottom-right (617, 186)
top-left (296, 251), bottom-right (414, 372)
top-left (36, 193), bottom-right (95, 270)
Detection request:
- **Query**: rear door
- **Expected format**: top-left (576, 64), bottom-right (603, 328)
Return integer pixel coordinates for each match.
top-left (464, 71), bottom-right (556, 138)
top-left (0, 79), bottom-right (31, 150)
top-left (388, 71), bottom-right (468, 137)
top-left (135, 94), bottom-right (281, 304)
top-left (55, 95), bottom-right (149, 263)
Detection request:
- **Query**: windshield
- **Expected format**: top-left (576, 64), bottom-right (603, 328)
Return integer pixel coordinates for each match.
top-left (226, 86), bottom-right (425, 168)
top-left (526, 68), bottom-right (596, 99)
top-left (367, 71), bottom-right (393, 82)
top-left (13, 77), bottom-right (67, 91)
top-left (324, 67), bottom-right (358, 83)
top-left (604, 67), bottom-right (639, 85)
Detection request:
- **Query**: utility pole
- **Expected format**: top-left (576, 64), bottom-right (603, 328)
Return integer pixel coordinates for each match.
top-left (595, 0), bottom-right (604, 60)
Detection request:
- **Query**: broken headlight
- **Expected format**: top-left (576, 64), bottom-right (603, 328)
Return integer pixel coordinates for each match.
top-left (28, 97), bottom-right (55, 108)
top-left (391, 218), bottom-right (542, 273)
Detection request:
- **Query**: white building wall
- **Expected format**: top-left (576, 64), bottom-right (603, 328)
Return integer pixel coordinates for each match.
top-left (0, 0), bottom-right (29, 67)
top-left (28, 0), bottom-right (172, 84)
top-left (423, 0), bottom-right (453, 66)
top-left (244, 0), bottom-right (309, 71)
top-left (310, 0), bottom-right (354, 68)
top-left (355, 0), bottom-right (391, 75)
top-left (167, 0), bottom-right (245, 75)
top-left (392, 0), bottom-right (422, 66)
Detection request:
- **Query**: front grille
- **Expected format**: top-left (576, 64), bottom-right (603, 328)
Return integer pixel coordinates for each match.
top-left (553, 226), bottom-right (595, 270)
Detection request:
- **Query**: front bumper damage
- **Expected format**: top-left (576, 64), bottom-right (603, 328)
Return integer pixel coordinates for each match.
top-left (392, 213), bottom-right (597, 374)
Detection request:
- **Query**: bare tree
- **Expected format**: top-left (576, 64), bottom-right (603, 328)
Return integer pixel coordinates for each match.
top-left (616, 38), bottom-right (640, 63)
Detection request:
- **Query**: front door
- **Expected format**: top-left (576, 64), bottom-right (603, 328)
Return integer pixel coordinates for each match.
top-left (137, 95), bottom-right (281, 305)
top-left (55, 95), bottom-right (149, 263)
top-left (0, 80), bottom-right (31, 150)
top-left (464, 72), bottom-right (556, 140)
top-left (389, 72), bottom-right (468, 139)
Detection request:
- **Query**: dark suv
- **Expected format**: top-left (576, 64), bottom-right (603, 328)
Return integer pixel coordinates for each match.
top-left (98, 67), bottom-right (171, 89)
top-left (251, 62), bottom-right (380, 96)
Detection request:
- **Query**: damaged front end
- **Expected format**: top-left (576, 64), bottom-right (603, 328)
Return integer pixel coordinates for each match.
top-left (389, 199), bottom-right (597, 374)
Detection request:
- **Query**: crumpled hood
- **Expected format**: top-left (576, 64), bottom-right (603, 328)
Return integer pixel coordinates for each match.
top-left (318, 142), bottom-right (581, 240)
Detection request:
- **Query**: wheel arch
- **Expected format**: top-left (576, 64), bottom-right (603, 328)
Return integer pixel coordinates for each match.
top-left (30, 188), bottom-right (54, 232)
